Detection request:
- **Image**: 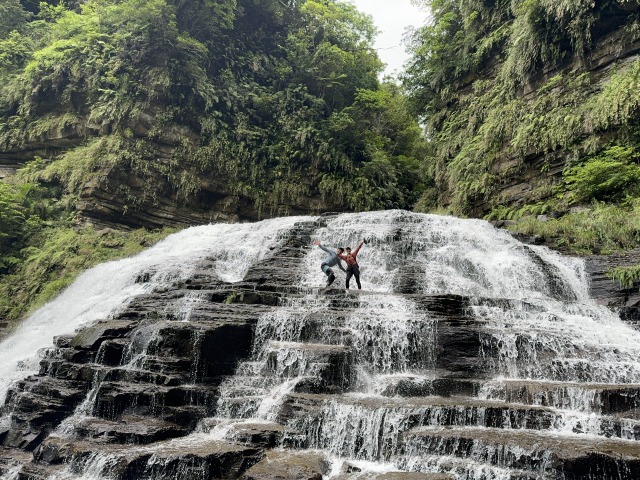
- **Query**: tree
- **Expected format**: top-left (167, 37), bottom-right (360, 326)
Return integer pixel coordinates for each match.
top-left (0, 0), bottom-right (31, 39)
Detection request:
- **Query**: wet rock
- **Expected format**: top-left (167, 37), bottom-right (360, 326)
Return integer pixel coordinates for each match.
top-left (36, 436), bottom-right (263, 479)
top-left (266, 342), bottom-right (355, 393)
top-left (406, 427), bottom-right (640, 478)
top-left (73, 415), bottom-right (189, 444)
top-left (200, 419), bottom-right (305, 449)
top-left (0, 448), bottom-right (32, 477)
top-left (380, 377), bottom-right (483, 398)
top-left (52, 335), bottom-right (74, 349)
top-left (5, 212), bottom-right (640, 479)
top-left (240, 449), bottom-right (329, 480)
top-left (333, 472), bottom-right (454, 480)
top-left (2, 377), bottom-right (87, 450)
top-left (92, 382), bottom-right (217, 423)
top-left (374, 474), bottom-right (454, 480)
top-left (501, 379), bottom-right (640, 415)
top-left (12, 462), bottom-right (65, 480)
top-left (69, 320), bottom-right (137, 350)
top-left (584, 249), bottom-right (640, 309)
top-left (96, 339), bottom-right (129, 366)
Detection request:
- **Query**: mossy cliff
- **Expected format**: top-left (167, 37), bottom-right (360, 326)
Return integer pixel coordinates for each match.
top-left (0, 0), bottom-right (425, 321)
top-left (405, 0), bottom-right (640, 218)
top-left (1, 0), bottom-right (425, 229)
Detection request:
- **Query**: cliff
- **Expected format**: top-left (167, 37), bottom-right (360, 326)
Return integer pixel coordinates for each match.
top-left (0, 0), bottom-right (424, 230)
top-left (405, 0), bottom-right (640, 217)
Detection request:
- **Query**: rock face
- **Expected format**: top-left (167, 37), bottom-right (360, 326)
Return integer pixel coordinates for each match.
top-left (585, 248), bottom-right (640, 308)
top-left (0, 123), bottom-right (339, 230)
top-left (73, 148), bottom-right (336, 229)
top-left (422, 3), bottom-right (640, 216)
top-left (1, 211), bottom-right (640, 479)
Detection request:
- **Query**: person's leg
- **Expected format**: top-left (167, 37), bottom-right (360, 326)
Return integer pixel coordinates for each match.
top-left (345, 269), bottom-right (353, 289)
top-left (322, 264), bottom-right (335, 287)
top-left (354, 266), bottom-right (361, 289)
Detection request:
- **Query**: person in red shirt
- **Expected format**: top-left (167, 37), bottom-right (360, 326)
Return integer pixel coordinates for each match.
top-left (339, 240), bottom-right (365, 290)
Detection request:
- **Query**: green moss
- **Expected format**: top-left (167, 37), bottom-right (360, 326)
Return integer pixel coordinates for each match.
top-left (0, 225), bottom-right (175, 322)
top-left (224, 292), bottom-right (238, 304)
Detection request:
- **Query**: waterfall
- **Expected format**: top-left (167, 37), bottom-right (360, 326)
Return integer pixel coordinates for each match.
top-left (0, 218), bottom-right (303, 403)
top-left (2, 210), bottom-right (640, 479)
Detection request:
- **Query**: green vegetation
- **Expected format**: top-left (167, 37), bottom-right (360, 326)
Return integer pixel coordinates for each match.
top-left (401, 1), bottom-right (640, 260)
top-left (0, 0), bottom-right (426, 323)
top-left (224, 292), bottom-right (238, 305)
top-left (564, 146), bottom-right (640, 204)
top-left (511, 201), bottom-right (640, 254)
top-left (485, 144), bottom-right (640, 254)
top-left (0, 159), bottom-right (174, 321)
top-left (4, 0), bottom-right (640, 320)
top-left (1, 0), bottom-right (425, 214)
top-left (0, 155), bottom-right (174, 321)
top-left (608, 265), bottom-right (640, 290)
top-left (404, 1), bottom-right (640, 214)
top-left (0, 225), bottom-right (172, 321)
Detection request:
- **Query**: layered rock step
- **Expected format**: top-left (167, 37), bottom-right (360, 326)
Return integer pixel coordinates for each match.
top-left (240, 449), bottom-right (329, 480)
top-left (278, 393), bottom-right (563, 455)
top-left (73, 415), bottom-right (189, 444)
top-left (217, 341), bottom-right (355, 419)
top-left (199, 419), bottom-right (305, 449)
top-left (404, 427), bottom-right (640, 479)
top-left (33, 435), bottom-right (263, 480)
top-left (0, 217), bottom-right (328, 477)
top-left (494, 379), bottom-right (640, 415)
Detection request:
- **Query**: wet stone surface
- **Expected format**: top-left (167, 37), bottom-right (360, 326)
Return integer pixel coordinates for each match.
top-left (2, 213), bottom-right (640, 479)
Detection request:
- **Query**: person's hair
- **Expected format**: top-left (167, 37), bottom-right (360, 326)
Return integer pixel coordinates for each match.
top-left (346, 247), bottom-right (352, 251)
top-left (337, 247), bottom-right (344, 253)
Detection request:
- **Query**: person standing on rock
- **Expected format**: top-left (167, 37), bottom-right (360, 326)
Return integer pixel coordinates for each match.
top-left (339, 240), bottom-right (366, 290)
top-left (313, 241), bottom-right (346, 288)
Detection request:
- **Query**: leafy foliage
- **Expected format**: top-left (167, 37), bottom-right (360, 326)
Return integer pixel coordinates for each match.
top-left (0, 0), bottom-right (424, 215)
top-left (511, 201), bottom-right (640, 254)
top-left (0, 0), bottom-right (426, 323)
top-left (0, 225), bottom-right (173, 321)
top-left (0, 0), bottom-right (31, 39)
top-left (607, 265), bottom-right (640, 290)
top-left (405, 0), bottom-right (640, 214)
top-left (0, 181), bottom-right (55, 272)
top-left (565, 146), bottom-right (640, 204)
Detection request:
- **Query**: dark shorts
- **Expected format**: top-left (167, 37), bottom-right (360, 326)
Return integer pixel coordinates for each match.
top-left (321, 264), bottom-right (333, 276)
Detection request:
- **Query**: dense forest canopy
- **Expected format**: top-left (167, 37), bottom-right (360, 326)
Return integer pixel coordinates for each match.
top-left (0, 0), bottom-right (426, 320)
top-left (1, 0), bottom-right (424, 213)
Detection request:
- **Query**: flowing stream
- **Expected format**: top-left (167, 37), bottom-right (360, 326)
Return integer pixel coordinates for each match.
top-left (1, 211), bottom-right (639, 479)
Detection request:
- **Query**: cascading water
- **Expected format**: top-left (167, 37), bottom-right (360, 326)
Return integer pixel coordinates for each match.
top-left (2, 210), bottom-right (640, 479)
top-left (0, 219), bottom-right (303, 403)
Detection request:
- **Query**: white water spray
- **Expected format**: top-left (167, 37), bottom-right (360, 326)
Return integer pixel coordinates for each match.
top-left (0, 218), bottom-right (304, 403)
top-left (2, 211), bottom-right (640, 479)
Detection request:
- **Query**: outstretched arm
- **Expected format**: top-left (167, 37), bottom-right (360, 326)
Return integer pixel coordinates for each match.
top-left (314, 241), bottom-right (334, 255)
top-left (352, 240), bottom-right (365, 256)
top-left (319, 245), bottom-right (335, 255)
top-left (338, 261), bottom-right (347, 272)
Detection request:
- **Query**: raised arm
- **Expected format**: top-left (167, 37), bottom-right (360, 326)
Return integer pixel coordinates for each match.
top-left (352, 240), bottom-right (365, 256)
top-left (317, 244), bottom-right (335, 255)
